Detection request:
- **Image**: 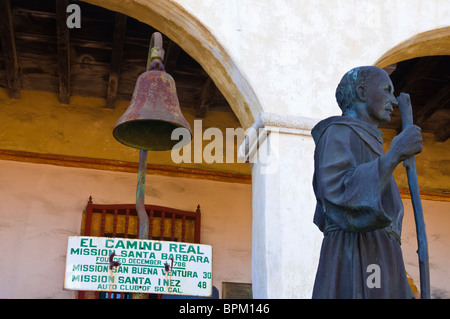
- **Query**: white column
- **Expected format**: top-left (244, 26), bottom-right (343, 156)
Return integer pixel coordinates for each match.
top-left (240, 112), bottom-right (324, 298)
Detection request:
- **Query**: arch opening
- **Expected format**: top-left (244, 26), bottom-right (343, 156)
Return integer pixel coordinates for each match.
top-left (83, 0), bottom-right (262, 129)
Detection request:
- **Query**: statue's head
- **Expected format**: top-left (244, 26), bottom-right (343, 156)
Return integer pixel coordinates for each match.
top-left (336, 66), bottom-right (398, 127)
top-left (335, 66), bottom-right (381, 114)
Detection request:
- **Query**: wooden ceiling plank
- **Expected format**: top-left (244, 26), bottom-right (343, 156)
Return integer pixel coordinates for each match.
top-left (0, 0), bottom-right (21, 99)
top-left (105, 13), bottom-right (127, 108)
top-left (195, 77), bottom-right (215, 118)
top-left (414, 82), bottom-right (450, 126)
top-left (56, 0), bottom-right (70, 104)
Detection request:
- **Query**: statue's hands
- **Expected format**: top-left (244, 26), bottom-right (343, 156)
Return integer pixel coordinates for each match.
top-left (379, 124), bottom-right (422, 186)
top-left (389, 125), bottom-right (423, 163)
top-left (397, 93), bottom-right (412, 111)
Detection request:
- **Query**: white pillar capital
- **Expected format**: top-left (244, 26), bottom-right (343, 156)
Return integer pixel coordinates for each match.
top-left (239, 112), bottom-right (320, 163)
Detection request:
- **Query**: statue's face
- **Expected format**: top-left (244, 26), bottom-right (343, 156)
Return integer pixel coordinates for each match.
top-left (362, 70), bottom-right (398, 127)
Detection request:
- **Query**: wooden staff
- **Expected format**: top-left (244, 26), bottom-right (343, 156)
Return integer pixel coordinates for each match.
top-left (398, 93), bottom-right (430, 299)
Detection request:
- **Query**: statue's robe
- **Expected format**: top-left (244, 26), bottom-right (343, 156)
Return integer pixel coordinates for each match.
top-left (311, 116), bottom-right (413, 299)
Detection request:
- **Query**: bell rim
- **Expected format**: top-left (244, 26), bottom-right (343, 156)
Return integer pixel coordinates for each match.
top-left (113, 118), bottom-right (192, 134)
top-left (112, 119), bottom-right (192, 151)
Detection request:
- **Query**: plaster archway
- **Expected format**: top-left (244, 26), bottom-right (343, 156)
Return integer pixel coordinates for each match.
top-left (82, 0), bottom-right (261, 129)
top-left (375, 26), bottom-right (450, 68)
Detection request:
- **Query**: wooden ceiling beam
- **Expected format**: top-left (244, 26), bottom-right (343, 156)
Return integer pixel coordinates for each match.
top-left (393, 56), bottom-right (444, 133)
top-left (56, 0), bottom-right (71, 104)
top-left (435, 120), bottom-right (450, 142)
top-left (414, 82), bottom-right (450, 126)
top-left (0, 0), bottom-right (21, 99)
top-left (397, 57), bottom-right (442, 94)
top-left (105, 13), bottom-right (127, 108)
top-left (164, 40), bottom-right (180, 75)
top-left (195, 77), bottom-right (215, 118)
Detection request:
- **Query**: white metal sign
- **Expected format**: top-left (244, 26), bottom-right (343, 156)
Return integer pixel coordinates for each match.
top-left (64, 236), bottom-right (212, 297)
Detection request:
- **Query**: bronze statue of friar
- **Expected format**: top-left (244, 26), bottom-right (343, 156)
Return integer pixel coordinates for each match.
top-left (311, 66), bottom-right (422, 298)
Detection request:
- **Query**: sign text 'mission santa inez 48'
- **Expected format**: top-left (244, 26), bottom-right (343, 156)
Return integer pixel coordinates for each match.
top-left (64, 236), bottom-right (213, 297)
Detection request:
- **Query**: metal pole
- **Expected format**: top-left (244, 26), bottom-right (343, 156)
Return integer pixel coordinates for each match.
top-left (132, 149), bottom-right (149, 300)
top-left (136, 149), bottom-right (149, 240)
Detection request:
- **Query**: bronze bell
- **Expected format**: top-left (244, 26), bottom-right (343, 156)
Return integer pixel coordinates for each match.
top-left (113, 32), bottom-right (192, 151)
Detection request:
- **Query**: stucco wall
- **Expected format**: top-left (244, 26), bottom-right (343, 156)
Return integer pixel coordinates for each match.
top-left (174, 0), bottom-right (450, 120)
top-left (0, 160), bottom-right (252, 298)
